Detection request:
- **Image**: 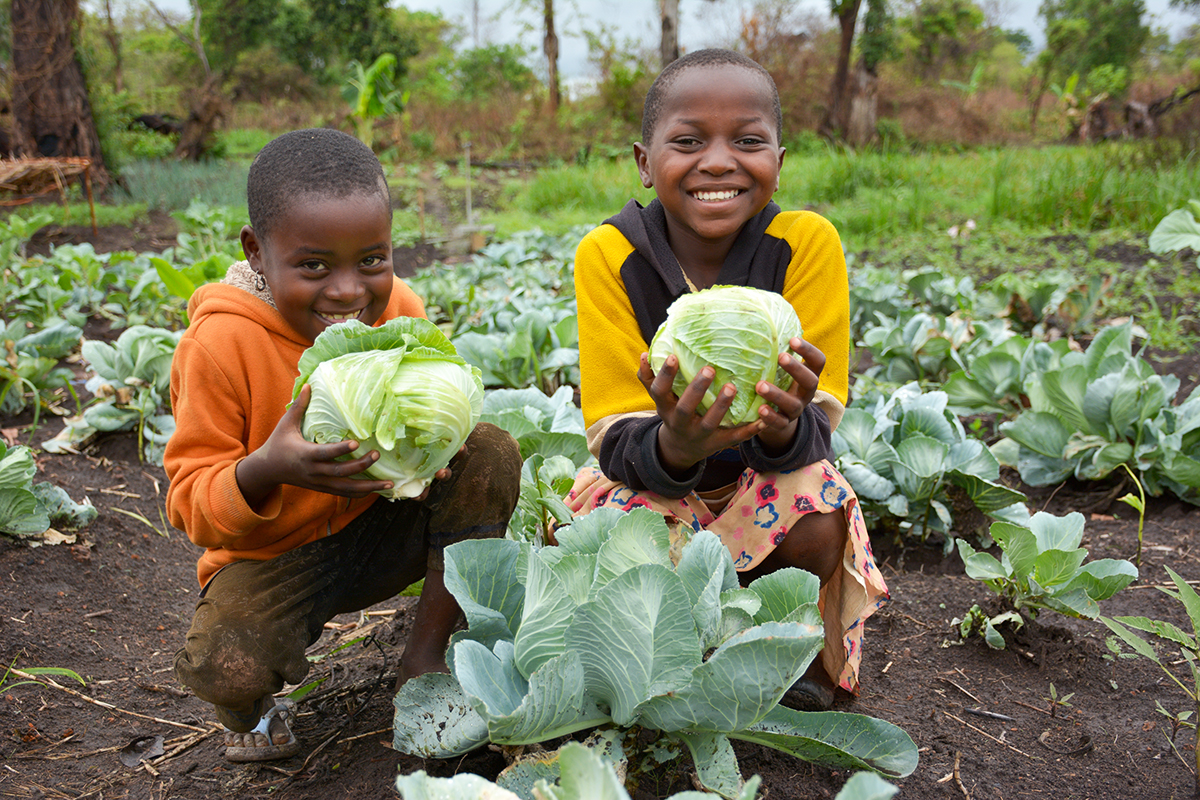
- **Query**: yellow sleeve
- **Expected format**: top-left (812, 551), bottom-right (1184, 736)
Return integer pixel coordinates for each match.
top-left (768, 211), bottom-right (850, 407)
top-left (574, 225), bottom-right (656, 430)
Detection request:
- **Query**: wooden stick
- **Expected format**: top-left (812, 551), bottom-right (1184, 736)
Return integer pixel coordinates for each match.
top-left (338, 727), bottom-right (391, 744)
top-left (953, 751), bottom-right (972, 800)
top-left (943, 711), bottom-right (1042, 761)
top-left (1012, 699), bottom-right (1054, 716)
top-left (8, 669), bottom-right (208, 733)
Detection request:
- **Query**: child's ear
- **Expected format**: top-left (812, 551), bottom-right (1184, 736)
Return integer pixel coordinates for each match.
top-left (776, 147), bottom-right (786, 191)
top-left (240, 225), bottom-right (262, 266)
top-left (633, 142), bottom-right (654, 189)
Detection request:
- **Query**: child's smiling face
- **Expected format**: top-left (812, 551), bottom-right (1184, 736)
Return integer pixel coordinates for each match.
top-left (241, 191), bottom-right (394, 343)
top-left (634, 64), bottom-right (785, 255)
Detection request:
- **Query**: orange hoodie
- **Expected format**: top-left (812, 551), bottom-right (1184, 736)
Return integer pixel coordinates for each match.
top-left (164, 267), bottom-right (427, 586)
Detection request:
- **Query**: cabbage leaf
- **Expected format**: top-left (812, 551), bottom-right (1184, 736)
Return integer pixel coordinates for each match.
top-left (294, 317), bottom-right (483, 499)
top-left (649, 285), bottom-right (802, 426)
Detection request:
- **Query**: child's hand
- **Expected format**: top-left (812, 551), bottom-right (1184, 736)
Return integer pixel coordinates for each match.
top-left (639, 352), bottom-right (763, 475)
top-left (236, 384), bottom-right (395, 505)
top-left (753, 337), bottom-right (824, 453)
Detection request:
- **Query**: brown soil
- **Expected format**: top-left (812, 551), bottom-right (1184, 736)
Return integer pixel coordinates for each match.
top-left (2, 222), bottom-right (1199, 800)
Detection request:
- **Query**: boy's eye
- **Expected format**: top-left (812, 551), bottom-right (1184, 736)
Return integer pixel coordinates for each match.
top-left (362, 255), bottom-right (387, 269)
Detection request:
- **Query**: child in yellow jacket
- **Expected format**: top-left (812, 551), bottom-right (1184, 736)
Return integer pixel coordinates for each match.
top-left (569, 50), bottom-right (887, 711)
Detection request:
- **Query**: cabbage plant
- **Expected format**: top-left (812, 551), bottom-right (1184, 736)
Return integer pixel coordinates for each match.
top-left (992, 321), bottom-right (1200, 503)
top-left (832, 384), bottom-right (1028, 547)
top-left (649, 285), bottom-right (802, 426)
top-left (392, 507), bottom-right (918, 797)
top-left (294, 317), bottom-right (483, 499)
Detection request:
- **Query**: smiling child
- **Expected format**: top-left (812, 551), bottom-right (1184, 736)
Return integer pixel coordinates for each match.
top-left (569, 50), bottom-right (888, 710)
top-left (164, 128), bottom-right (521, 762)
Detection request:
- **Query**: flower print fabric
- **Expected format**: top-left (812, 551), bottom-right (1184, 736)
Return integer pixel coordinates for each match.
top-left (566, 459), bottom-right (887, 693)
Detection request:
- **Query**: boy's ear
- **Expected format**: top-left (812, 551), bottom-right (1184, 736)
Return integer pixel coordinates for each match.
top-left (776, 147), bottom-right (786, 191)
top-left (240, 225), bottom-right (262, 266)
top-left (633, 142), bottom-right (654, 189)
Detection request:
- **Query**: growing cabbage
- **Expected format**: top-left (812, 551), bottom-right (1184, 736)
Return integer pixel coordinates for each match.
top-left (293, 317), bottom-right (484, 499)
top-left (649, 285), bottom-right (803, 426)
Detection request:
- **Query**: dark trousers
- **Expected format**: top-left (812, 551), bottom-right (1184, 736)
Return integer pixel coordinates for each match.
top-left (173, 422), bottom-right (521, 730)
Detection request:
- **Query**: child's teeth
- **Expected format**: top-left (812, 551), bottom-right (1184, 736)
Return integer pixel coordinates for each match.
top-left (695, 190), bottom-right (738, 201)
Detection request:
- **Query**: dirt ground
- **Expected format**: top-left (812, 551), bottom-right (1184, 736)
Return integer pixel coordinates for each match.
top-left (2, 219), bottom-right (1200, 800)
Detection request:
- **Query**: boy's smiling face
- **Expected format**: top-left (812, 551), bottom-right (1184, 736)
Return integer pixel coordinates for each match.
top-left (634, 64), bottom-right (785, 261)
top-left (241, 191), bottom-right (394, 343)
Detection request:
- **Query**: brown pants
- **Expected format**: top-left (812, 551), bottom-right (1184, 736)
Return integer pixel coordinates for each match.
top-left (173, 423), bottom-right (521, 731)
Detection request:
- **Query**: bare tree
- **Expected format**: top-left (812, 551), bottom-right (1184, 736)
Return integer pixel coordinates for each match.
top-left (10, 0), bottom-right (109, 184)
top-left (149, 1), bottom-right (225, 161)
top-left (661, 0), bottom-right (680, 67)
top-left (818, 0), bottom-right (863, 140)
top-left (544, 0), bottom-right (561, 112)
top-left (101, 0), bottom-right (125, 92)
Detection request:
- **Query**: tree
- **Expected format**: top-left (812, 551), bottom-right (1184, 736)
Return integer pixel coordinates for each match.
top-left (661, 0), bottom-right (680, 67)
top-left (819, 0), bottom-right (864, 140)
top-left (10, 0), bottom-right (109, 184)
top-left (1028, 0), bottom-right (1149, 134)
top-left (544, 0), bottom-right (561, 112)
top-left (906, 0), bottom-right (985, 81)
top-left (846, 0), bottom-right (894, 146)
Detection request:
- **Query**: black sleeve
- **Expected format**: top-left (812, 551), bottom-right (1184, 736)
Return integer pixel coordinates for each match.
top-left (597, 415), bottom-right (704, 499)
top-left (739, 403), bottom-right (832, 473)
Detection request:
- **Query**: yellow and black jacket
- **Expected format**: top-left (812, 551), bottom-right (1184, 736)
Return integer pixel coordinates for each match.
top-left (574, 198), bottom-right (849, 499)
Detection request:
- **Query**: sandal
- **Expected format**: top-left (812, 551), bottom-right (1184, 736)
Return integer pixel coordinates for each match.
top-left (225, 700), bottom-right (300, 762)
top-left (781, 676), bottom-right (836, 712)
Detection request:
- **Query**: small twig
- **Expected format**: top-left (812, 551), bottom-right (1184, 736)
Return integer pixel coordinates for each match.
top-left (943, 712), bottom-right (1042, 761)
top-left (953, 751), bottom-right (971, 800)
top-left (892, 610), bottom-right (937, 630)
top-left (337, 727), bottom-right (391, 744)
top-left (83, 609), bottom-right (112, 619)
top-left (943, 678), bottom-right (982, 704)
top-left (7, 668), bottom-right (208, 732)
top-left (1012, 699), bottom-right (1054, 716)
top-left (98, 488), bottom-right (142, 498)
top-left (261, 730), bottom-right (340, 777)
top-left (965, 707), bottom-right (1016, 722)
top-left (1128, 580), bottom-right (1200, 590)
top-left (150, 727), bottom-right (221, 766)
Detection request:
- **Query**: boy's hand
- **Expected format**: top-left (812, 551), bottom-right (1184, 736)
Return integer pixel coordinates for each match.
top-left (753, 338), bottom-right (824, 453)
top-left (639, 352), bottom-right (763, 475)
top-left (237, 383), bottom-right (395, 505)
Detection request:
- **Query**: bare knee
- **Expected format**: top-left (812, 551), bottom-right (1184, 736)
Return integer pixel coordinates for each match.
top-left (753, 510), bottom-right (847, 586)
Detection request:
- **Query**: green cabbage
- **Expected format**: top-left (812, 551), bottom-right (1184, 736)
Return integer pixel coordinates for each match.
top-left (649, 285), bottom-right (803, 426)
top-left (293, 317), bottom-right (484, 499)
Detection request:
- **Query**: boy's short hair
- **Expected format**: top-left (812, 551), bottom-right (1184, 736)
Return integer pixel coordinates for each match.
top-left (641, 49), bottom-right (782, 145)
top-left (246, 128), bottom-right (390, 238)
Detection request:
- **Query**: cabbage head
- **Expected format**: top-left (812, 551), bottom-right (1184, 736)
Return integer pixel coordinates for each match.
top-left (293, 317), bottom-right (484, 499)
top-left (649, 285), bottom-right (803, 426)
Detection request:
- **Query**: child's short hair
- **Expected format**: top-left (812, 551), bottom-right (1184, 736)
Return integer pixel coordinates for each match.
top-left (246, 128), bottom-right (390, 238)
top-left (641, 49), bottom-right (782, 145)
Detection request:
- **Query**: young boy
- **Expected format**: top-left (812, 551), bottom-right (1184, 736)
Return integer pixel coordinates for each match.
top-left (569, 50), bottom-right (887, 710)
top-left (164, 128), bottom-right (521, 762)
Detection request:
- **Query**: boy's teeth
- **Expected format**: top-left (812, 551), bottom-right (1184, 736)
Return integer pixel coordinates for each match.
top-left (325, 312), bottom-right (358, 322)
top-left (694, 190), bottom-right (739, 201)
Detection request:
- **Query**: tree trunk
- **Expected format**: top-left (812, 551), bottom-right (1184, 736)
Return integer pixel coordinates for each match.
top-left (846, 60), bottom-right (878, 147)
top-left (819, 0), bottom-right (863, 141)
top-left (660, 0), bottom-right (680, 68)
top-left (10, 0), bottom-right (109, 185)
top-left (173, 75), bottom-right (225, 161)
top-left (544, 0), bottom-right (560, 113)
top-left (102, 0), bottom-right (124, 92)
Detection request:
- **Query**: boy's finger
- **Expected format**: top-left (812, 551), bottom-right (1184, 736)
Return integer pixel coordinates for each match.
top-left (789, 339), bottom-right (825, 376)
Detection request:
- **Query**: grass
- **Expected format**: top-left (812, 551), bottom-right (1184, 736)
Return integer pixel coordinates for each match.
top-left (113, 159), bottom-right (250, 213)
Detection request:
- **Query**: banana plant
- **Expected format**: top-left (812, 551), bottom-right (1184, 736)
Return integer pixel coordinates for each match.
top-left (393, 508), bottom-right (918, 798)
top-left (832, 384), bottom-right (1028, 547)
top-left (342, 54), bottom-right (407, 149)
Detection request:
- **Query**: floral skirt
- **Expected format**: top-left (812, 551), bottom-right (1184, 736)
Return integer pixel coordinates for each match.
top-left (566, 459), bottom-right (888, 692)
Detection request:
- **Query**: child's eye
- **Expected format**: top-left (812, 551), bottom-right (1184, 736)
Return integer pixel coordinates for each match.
top-left (672, 136), bottom-right (701, 147)
top-left (361, 255), bottom-right (388, 269)
top-left (299, 260), bottom-right (328, 273)
top-left (738, 136), bottom-right (766, 146)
